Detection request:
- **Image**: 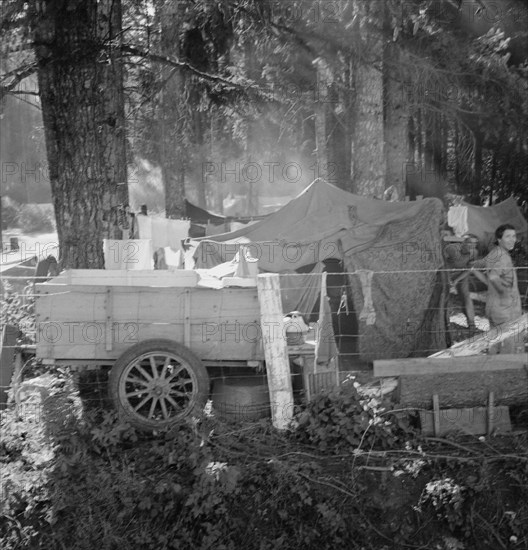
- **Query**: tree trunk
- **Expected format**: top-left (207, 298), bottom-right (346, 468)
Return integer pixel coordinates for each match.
top-left (424, 109), bottom-right (434, 172)
top-left (314, 59), bottom-right (329, 182)
top-left (416, 108), bottom-right (423, 166)
top-left (327, 75), bottom-right (349, 189)
top-left (160, 1), bottom-right (186, 218)
top-left (348, 1), bottom-right (386, 197)
top-left (350, 61), bottom-right (385, 196)
top-left (383, 42), bottom-right (409, 199)
top-left (208, 111), bottom-right (222, 213)
top-left (34, 0), bottom-right (128, 269)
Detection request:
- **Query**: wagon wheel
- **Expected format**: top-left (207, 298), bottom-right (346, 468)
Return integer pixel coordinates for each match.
top-left (108, 339), bottom-right (209, 430)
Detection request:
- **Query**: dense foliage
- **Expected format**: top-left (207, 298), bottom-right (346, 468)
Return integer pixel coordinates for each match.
top-left (1, 365), bottom-right (528, 550)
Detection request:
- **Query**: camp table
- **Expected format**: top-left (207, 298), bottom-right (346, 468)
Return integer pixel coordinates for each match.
top-left (31, 269), bottom-right (315, 429)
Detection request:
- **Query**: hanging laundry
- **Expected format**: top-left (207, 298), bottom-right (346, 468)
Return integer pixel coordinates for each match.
top-left (151, 217), bottom-right (169, 248)
top-left (167, 219), bottom-right (190, 251)
top-left (447, 205), bottom-right (469, 237)
top-left (315, 271), bottom-right (339, 365)
top-left (234, 245), bottom-right (259, 278)
top-left (135, 214), bottom-right (152, 240)
top-left (357, 270), bottom-right (376, 325)
top-left (103, 240), bottom-right (154, 270)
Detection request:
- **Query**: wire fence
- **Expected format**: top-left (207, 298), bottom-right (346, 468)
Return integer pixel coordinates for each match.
top-left (1, 258), bottom-right (527, 424)
top-left (2, 267), bottom-right (528, 355)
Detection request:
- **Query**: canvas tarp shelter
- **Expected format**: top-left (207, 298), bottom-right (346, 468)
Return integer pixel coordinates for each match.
top-left (448, 197), bottom-right (528, 250)
top-left (189, 180), bottom-right (447, 361)
top-left (184, 199), bottom-right (226, 224)
top-left (185, 198), bottom-right (268, 224)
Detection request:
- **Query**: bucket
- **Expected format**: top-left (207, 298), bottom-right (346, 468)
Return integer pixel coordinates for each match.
top-left (212, 376), bottom-right (271, 422)
top-left (283, 311), bottom-right (308, 346)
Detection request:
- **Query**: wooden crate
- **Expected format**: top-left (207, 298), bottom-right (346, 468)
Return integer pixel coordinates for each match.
top-left (35, 279), bottom-right (263, 363)
top-left (419, 406), bottom-right (511, 436)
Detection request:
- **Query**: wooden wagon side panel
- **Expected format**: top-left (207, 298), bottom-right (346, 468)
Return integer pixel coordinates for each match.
top-left (35, 284), bottom-right (263, 362)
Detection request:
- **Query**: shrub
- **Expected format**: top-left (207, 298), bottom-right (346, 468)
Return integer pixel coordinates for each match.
top-left (0, 282), bottom-right (36, 344)
top-left (292, 380), bottom-right (412, 452)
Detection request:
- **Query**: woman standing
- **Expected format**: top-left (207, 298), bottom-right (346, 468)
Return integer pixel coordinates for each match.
top-left (481, 224), bottom-right (522, 327)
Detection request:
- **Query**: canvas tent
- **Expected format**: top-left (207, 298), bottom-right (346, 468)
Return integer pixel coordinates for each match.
top-left (189, 180), bottom-right (447, 361)
top-left (448, 197), bottom-right (528, 250)
top-left (184, 199), bottom-right (226, 224)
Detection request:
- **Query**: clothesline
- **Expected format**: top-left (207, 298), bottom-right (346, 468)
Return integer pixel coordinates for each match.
top-left (1, 266), bottom-right (528, 280)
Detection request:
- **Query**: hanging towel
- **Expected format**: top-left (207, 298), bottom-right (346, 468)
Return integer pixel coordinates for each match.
top-left (167, 219), bottom-right (190, 251)
top-left (447, 206), bottom-right (469, 237)
top-left (135, 214), bottom-right (152, 240)
top-left (315, 271), bottom-right (339, 365)
top-left (234, 245), bottom-right (259, 278)
top-left (103, 239), bottom-right (153, 270)
top-left (151, 217), bottom-right (169, 248)
top-left (164, 247), bottom-right (183, 269)
top-left (357, 270), bottom-right (376, 326)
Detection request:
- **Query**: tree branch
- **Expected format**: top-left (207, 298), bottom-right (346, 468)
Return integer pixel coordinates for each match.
top-left (121, 44), bottom-right (252, 89)
top-left (0, 61), bottom-right (37, 102)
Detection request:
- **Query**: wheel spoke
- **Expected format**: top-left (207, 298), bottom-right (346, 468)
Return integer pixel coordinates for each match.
top-left (160, 356), bottom-right (171, 379)
top-left (168, 389), bottom-right (188, 398)
top-left (160, 398), bottom-right (169, 419)
top-left (166, 365), bottom-right (185, 381)
top-left (126, 389), bottom-right (150, 398)
top-left (149, 355), bottom-right (158, 378)
top-left (166, 395), bottom-right (183, 410)
top-left (148, 397), bottom-right (159, 419)
top-left (133, 395), bottom-right (152, 412)
top-left (170, 378), bottom-right (193, 388)
top-left (135, 364), bottom-right (153, 381)
top-left (126, 376), bottom-right (150, 387)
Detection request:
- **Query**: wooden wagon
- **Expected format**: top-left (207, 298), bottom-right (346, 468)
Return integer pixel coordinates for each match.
top-left (32, 269), bottom-right (315, 429)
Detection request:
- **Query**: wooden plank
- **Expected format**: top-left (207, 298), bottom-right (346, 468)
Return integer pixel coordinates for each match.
top-left (35, 277), bottom-right (264, 364)
top-left (487, 392), bottom-right (494, 435)
top-left (257, 273), bottom-right (293, 430)
top-left (36, 284), bottom-right (260, 326)
top-left (431, 313), bottom-right (528, 357)
top-left (433, 395), bottom-right (440, 436)
top-left (374, 354), bottom-right (527, 377)
top-left (399, 369), bottom-right (528, 408)
top-left (105, 288), bottom-right (113, 352)
top-left (304, 369), bottom-right (349, 399)
top-left (184, 289), bottom-right (191, 348)
top-left (51, 269), bottom-right (199, 287)
top-left (0, 324), bottom-right (17, 408)
top-left (419, 406), bottom-right (511, 436)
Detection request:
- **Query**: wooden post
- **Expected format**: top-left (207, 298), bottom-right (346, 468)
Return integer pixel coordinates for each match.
top-left (184, 289), bottom-right (191, 348)
top-left (487, 391), bottom-right (495, 435)
top-left (0, 324), bottom-right (17, 409)
top-left (433, 394), bottom-right (440, 436)
top-left (105, 288), bottom-right (113, 352)
top-left (257, 273), bottom-right (294, 430)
